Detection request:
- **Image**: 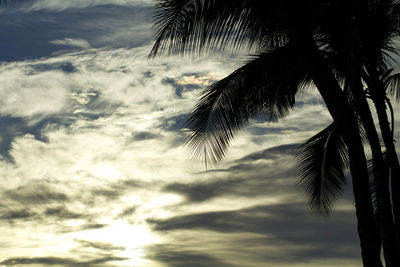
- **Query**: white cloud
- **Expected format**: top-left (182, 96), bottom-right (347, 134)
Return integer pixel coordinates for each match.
top-left (0, 64), bottom-right (70, 118)
top-left (50, 38), bottom-right (91, 49)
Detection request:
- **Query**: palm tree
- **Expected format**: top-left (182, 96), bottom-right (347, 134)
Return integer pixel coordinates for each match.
top-left (364, 70), bottom-right (400, 230)
top-left (150, 0), bottom-right (385, 265)
top-left (315, 1), bottom-right (400, 263)
top-left (356, 0), bottom-right (400, 233)
top-left (317, 2), bottom-right (400, 259)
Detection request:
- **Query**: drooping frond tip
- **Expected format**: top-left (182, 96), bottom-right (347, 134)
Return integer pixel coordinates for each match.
top-left (386, 71), bottom-right (400, 102)
top-left (297, 123), bottom-right (348, 215)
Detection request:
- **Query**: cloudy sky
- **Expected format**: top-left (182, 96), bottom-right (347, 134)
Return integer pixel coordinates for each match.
top-left (0, 1), bottom-right (399, 266)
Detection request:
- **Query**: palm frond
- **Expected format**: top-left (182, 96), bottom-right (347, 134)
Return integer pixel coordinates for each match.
top-left (149, 0), bottom-right (289, 58)
top-left (386, 72), bottom-right (400, 101)
top-left (297, 122), bottom-right (348, 215)
top-left (367, 151), bottom-right (390, 214)
top-left (185, 44), bottom-right (311, 166)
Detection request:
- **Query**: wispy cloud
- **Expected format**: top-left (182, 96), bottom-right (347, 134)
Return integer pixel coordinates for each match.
top-left (4, 0), bottom-right (150, 12)
top-left (50, 38), bottom-right (91, 49)
top-left (0, 256), bottom-right (128, 266)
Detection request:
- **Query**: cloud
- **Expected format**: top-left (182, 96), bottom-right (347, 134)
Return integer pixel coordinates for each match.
top-left (163, 143), bottom-right (302, 204)
top-left (44, 206), bottom-right (83, 219)
top-left (0, 67), bottom-right (70, 117)
top-left (77, 239), bottom-right (125, 252)
top-left (0, 209), bottom-right (35, 220)
top-left (233, 143), bottom-right (300, 163)
top-left (161, 73), bottom-right (216, 97)
top-left (50, 38), bottom-right (91, 49)
top-left (146, 245), bottom-right (235, 267)
top-left (0, 256), bottom-right (128, 266)
top-left (28, 62), bottom-right (77, 74)
top-left (132, 131), bottom-right (161, 141)
top-left (147, 203), bottom-right (360, 264)
top-left (0, 257), bottom-right (77, 266)
top-left (117, 206), bottom-right (137, 218)
top-left (4, 0), bottom-right (150, 12)
top-left (4, 182), bottom-right (69, 205)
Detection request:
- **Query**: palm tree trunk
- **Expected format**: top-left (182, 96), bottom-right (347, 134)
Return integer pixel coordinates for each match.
top-left (374, 97), bottom-right (400, 229)
top-left (350, 76), bottom-right (399, 266)
top-left (366, 72), bottom-right (400, 236)
top-left (299, 39), bottom-right (383, 267)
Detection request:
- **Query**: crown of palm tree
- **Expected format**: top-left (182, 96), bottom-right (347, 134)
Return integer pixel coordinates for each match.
top-left (150, 0), bottom-right (362, 213)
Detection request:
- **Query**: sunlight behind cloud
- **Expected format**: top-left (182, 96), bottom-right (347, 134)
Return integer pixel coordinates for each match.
top-left (90, 164), bottom-right (122, 180)
top-left (69, 222), bottom-right (158, 266)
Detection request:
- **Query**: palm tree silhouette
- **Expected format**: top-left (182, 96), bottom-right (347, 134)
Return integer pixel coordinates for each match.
top-left (317, 1), bottom-right (400, 264)
top-left (352, 0), bottom-right (400, 234)
top-left (149, 0), bottom-right (399, 265)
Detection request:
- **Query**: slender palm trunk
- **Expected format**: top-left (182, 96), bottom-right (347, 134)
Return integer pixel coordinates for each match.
top-left (375, 98), bottom-right (400, 226)
top-left (299, 39), bottom-right (383, 267)
top-left (350, 75), bottom-right (399, 266)
top-left (366, 72), bottom-right (400, 234)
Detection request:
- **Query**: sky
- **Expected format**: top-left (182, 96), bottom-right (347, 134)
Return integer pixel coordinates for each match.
top-left (0, 1), bottom-right (399, 266)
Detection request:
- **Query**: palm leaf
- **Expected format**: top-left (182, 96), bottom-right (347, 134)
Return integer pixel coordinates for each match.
top-left (297, 122), bottom-right (348, 215)
top-left (386, 72), bottom-right (400, 101)
top-left (149, 0), bottom-right (291, 57)
top-left (185, 44), bottom-right (311, 166)
top-left (367, 151), bottom-right (390, 214)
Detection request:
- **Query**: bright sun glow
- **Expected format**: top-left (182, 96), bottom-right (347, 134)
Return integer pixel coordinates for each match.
top-left (90, 164), bottom-right (122, 180)
top-left (69, 221), bottom-right (158, 266)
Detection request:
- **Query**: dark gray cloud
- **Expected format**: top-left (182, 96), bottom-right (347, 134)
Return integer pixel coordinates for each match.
top-left (161, 113), bottom-right (188, 132)
top-left (0, 208), bottom-right (35, 220)
top-left (77, 239), bottom-right (125, 252)
top-left (44, 206), bottom-right (83, 219)
top-left (164, 180), bottom-right (238, 203)
top-left (0, 256), bottom-right (128, 266)
top-left (0, 257), bottom-right (77, 266)
top-left (164, 173), bottom-right (295, 203)
top-left (150, 143), bottom-right (358, 264)
top-left (27, 62), bottom-right (77, 74)
top-left (147, 203), bottom-right (359, 262)
top-left (59, 222), bottom-right (108, 234)
top-left (246, 125), bottom-right (298, 136)
top-left (146, 245), bottom-right (235, 267)
top-left (132, 131), bottom-right (161, 141)
top-left (4, 183), bottom-right (69, 205)
top-left (117, 206), bottom-right (137, 219)
top-left (165, 143), bottom-right (301, 203)
top-left (89, 179), bottom-right (144, 201)
top-left (234, 143), bottom-right (300, 163)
